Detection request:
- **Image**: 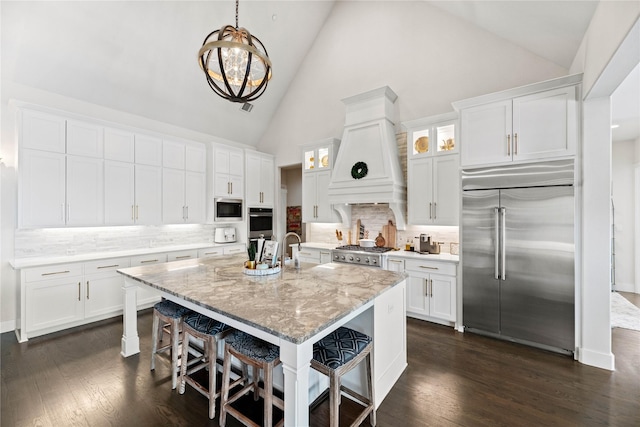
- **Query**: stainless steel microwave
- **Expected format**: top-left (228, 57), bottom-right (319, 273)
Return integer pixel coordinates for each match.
top-left (214, 198), bottom-right (243, 221)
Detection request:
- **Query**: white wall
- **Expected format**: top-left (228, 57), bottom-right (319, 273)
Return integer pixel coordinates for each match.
top-left (612, 139), bottom-right (637, 292)
top-left (257, 1), bottom-right (567, 167)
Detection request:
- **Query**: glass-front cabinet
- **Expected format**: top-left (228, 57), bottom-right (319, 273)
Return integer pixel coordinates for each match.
top-left (300, 138), bottom-right (341, 223)
top-left (408, 114), bottom-right (458, 158)
top-left (403, 112), bottom-right (460, 226)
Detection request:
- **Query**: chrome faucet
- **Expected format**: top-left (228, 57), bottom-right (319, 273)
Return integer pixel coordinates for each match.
top-left (281, 232), bottom-right (302, 271)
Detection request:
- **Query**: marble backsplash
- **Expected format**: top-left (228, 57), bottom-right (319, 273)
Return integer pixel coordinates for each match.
top-left (305, 205), bottom-right (459, 253)
top-left (14, 224), bottom-right (217, 258)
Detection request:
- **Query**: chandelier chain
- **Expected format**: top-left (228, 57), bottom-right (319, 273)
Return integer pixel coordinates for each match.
top-left (235, 0), bottom-right (239, 29)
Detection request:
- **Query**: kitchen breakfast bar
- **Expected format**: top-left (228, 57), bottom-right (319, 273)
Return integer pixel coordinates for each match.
top-left (117, 254), bottom-right (407, 427)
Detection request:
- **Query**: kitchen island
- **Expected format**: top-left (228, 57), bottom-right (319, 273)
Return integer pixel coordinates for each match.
top-left (117, 254), bottom-right (407, 427)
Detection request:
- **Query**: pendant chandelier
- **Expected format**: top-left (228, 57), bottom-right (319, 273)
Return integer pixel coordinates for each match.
top-left (198, 0), bottom-right (272, 103)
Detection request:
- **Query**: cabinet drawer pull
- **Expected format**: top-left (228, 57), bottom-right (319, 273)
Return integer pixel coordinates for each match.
top-left (514, 133), bottom-right (518, 155)
top-left (419, 266), bottom-right (439, 270)
top-left (507, 134), bottom-right (511, 156)
top-left (97, 264), bottom-right (119, 269)
top-left (300, 252), bottom-right (313, 256)
top-left (140, 259), bottom-right (159, 264)
top-left (203, 252), bottom-right (220, 255)
top-left (433, 202), bottom-right (437, 219)
top-left (78, 282), bottom-right (81, 301)
top-left (430, 279), bottom-right (433, 297)
top-left (86, 281), bottom-right (90, 299)
top-left (175, 255), bottom-right (191, 259)
top-left (42, 270), bottom-right (70, 276)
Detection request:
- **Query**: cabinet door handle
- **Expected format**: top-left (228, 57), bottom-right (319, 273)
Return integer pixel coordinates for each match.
top-left (230, 182), bottom-right (233, 194)
top-left (67, 204), bottom-right (71, 222)
top-left (61, 203), bottom-right (65, 221)
top-left (97, 264), bottom-right (119, 269)
top-left (429, 202), bottom-right (432, 219)
top-left (135, 205), bottom-right (139, 220)
top-left (185, 206), bottom-right (188, 220)
top-left (86, 281), bottom-right (90, 299)
top-left (433, 202), bottom-right (437, 219)
top-left (132, 205), bottom-right (135, 221)
top-left (78, 282), bottom-right (81, 301)
top-left (514, 133), bottom-right (518, 155)
top-left (140, 259), bottom-right (158, 264)
top-left (430, 279), bottom-right (433, 297)
top-left (42, 270), bottom-right (70, 276)
top-left (507, 134), bottom-right (511, 156)
top-left (419, 265), bottom-right (439, 270)
top-left (425, 278), bottom-right (429, 297)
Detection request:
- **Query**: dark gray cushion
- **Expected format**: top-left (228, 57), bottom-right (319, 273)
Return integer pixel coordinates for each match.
top-left (226, 331), bottom-right (279, 363)
top-left (153, 300), bottom-right (191, 319)
top-left (313, 327), bottom-right (371, 370)
top-left (184, 312), bottom-right (229, 336)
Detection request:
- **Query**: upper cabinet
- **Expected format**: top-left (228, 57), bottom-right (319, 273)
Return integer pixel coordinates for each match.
top-left (245, 150), bottom-right (274, 207)
top-left (453, 75), bottom-right (580, 168)
top-left (403, 113), bottom-right (459, 226)
top-left (213, 145), bottom-right (244, 199)
top-left (162, 140), bottom-right (206, 224)
top-left (301, 138), bottom-right (341, 223)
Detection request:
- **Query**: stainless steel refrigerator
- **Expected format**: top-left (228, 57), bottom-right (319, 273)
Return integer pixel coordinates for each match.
top-left (462, 160), bottom-right (575, 354)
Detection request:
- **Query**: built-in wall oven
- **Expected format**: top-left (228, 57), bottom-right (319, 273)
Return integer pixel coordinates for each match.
top-left (248, 207), bottom-right (273, 242)
top-left (215, 198), bottom-right (243, 221)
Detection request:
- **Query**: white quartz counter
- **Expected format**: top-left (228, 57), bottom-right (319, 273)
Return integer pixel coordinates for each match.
top-left (295, 242), bottom-right (459, 263)
top-left (10, 242), bottom-right (242, 269)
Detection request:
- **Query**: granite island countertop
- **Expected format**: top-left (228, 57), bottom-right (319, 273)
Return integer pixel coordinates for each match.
top-left (117, 254), bottom-right (407, 344)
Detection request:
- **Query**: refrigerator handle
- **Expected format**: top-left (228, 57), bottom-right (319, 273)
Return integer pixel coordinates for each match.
top-left (501, 207), bottom-right (507, 281)
top-left (494, 207), bottom-right (500, 280)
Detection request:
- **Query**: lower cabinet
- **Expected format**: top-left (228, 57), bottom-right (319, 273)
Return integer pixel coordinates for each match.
top-left (386, 256), bottom-right (457, 326)
top-left (18, 245), bottom-right (248, 342)
top-left (291, 246), bottom-right (332, 264)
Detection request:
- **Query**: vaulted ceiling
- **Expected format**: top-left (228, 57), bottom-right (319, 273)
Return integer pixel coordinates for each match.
top-left (6, 1), bottom-right (635, 147)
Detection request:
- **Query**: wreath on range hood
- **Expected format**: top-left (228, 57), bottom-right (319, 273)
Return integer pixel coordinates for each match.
top-left (351, 161), bottom-right (368, 179)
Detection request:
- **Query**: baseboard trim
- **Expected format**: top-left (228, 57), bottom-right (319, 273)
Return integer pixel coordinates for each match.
top-left (579, 347), bottom-right (615, 371)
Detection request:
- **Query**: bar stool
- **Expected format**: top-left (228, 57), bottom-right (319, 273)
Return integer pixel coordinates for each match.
top-left (312, 327), bottom-right (375, 427)
top-left (219, 331), bottom-right (284, 427)
top-left (178, 312), bottom-right (232, 420)
top-left (150, 299), bottom-right (192, 389)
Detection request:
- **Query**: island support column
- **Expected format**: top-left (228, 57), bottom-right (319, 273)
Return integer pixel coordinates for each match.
top-left (279, 340), bottom-right (314, 427)
top-left (121, 277), bottom-right (140, 357)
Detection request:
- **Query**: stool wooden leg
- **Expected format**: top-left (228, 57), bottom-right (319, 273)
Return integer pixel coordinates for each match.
top-left (253, 365), bottom-right (260, 401)
top-left (208, 336), bottom-right (218, 419)
top-left (329, 371), bottom-right (340, 427)
top-left (367, 352), bottom-right (376, 426)
top-left (150, 312), bottom-right (160, 371)
top-left (219, 343), bottom-right (232, 427)
top-left (178, 330), bottom-right (190, 395)
top-left (170, 317), bottom-right (180, 390)
top-left (263, 362), bottom-right (273, 427)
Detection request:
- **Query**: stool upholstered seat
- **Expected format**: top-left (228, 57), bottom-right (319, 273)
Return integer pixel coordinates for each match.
top-left (219, 331), bottom-right (283, 427)
top-left (311, 327), bottom-right (375, 427)
top-left (179, 313), bottom-right (231, 420)
top-left (150, 300), bottom-right (192, 390)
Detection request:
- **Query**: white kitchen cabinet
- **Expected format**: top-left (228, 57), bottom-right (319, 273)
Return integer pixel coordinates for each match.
top-left (130, 254), bottom-right (166, 308)
top-left (84, 258), bottom-right (130, 320)
top-left (104, 161), bottom-right (135, 225)
top-left (134, 134), bottom-right (163, 166)
top-left (407, 155), bottom-right (459, 226)
top-left (385, 256), bottom-right (457, 326)
top-left (134, 164), bottom-right (163, 225)
top-left (213, 145), bottom-right (244, 198)
top-left (66, 120), bottom-right (103, 158)
top-left (301, 139), bottom-right (341, 223)
top-left (162, 142), bottom-right (206, 224)
top-left (23, 264), bottom-right (84, 337)
top-left (245, 151), bottom-right (274, 207)
top-left (223, 244), bottom-right (246, 256)
top-left (66, 155), bottom-right (104, 226)
top-left (198, 244), bottom-right (246, 258)
top-left (104, 127), bottom-right (135, 162)
top-left (457, 82), bottom-right (578, 168)
top-left (20, 110), bottom-right (66, 153)
top-left (19, 149), bottom-right (67, 228)
top-left (404, 113), bottom-right (459, 226)
top-left (290, 246), bottom-right (332, 265)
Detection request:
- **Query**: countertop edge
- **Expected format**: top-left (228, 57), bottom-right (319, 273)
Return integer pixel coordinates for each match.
top-left (291, 242), bottom-right (459, 263)
top-left (11, 242), bottom-right (245, 269)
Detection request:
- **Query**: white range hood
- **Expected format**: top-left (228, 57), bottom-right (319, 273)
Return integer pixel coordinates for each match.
top-left (328, 86), bottom-right (407, 230)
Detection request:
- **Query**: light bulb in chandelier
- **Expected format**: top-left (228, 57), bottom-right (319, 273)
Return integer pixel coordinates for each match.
top-left (198, 1), bottom-right (272, 103)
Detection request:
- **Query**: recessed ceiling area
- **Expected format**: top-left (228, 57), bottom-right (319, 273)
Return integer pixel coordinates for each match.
top-left (612, 63), bottom-right (640, 143)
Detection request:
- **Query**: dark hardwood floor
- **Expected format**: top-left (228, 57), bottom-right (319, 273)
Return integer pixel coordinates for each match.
top-left (2, 305), bottom-right (639, 427)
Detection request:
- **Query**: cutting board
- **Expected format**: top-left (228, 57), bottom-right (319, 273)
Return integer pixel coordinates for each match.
top-left (382, 220), bottom-right (397, 248)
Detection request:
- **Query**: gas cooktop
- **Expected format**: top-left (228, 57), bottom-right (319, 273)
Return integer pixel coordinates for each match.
top-left (334, 245), bottom-right (394, 253)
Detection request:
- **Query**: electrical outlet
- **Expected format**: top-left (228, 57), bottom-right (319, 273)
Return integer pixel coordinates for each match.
top-left (66, 248), bottom-right (76, 255)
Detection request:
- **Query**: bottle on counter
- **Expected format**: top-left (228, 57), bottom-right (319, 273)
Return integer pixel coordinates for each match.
top-left (405, 239), bottom-right (411, 251)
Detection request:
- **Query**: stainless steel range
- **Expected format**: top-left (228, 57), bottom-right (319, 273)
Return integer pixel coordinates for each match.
top-left (331, 245), bottom-right (394, 268)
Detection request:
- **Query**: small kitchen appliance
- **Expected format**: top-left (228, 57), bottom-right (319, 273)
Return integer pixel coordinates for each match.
top-left (214, 227), bottom-right (237, 243)
top-left (418, 234), bottom-right (441, 254)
